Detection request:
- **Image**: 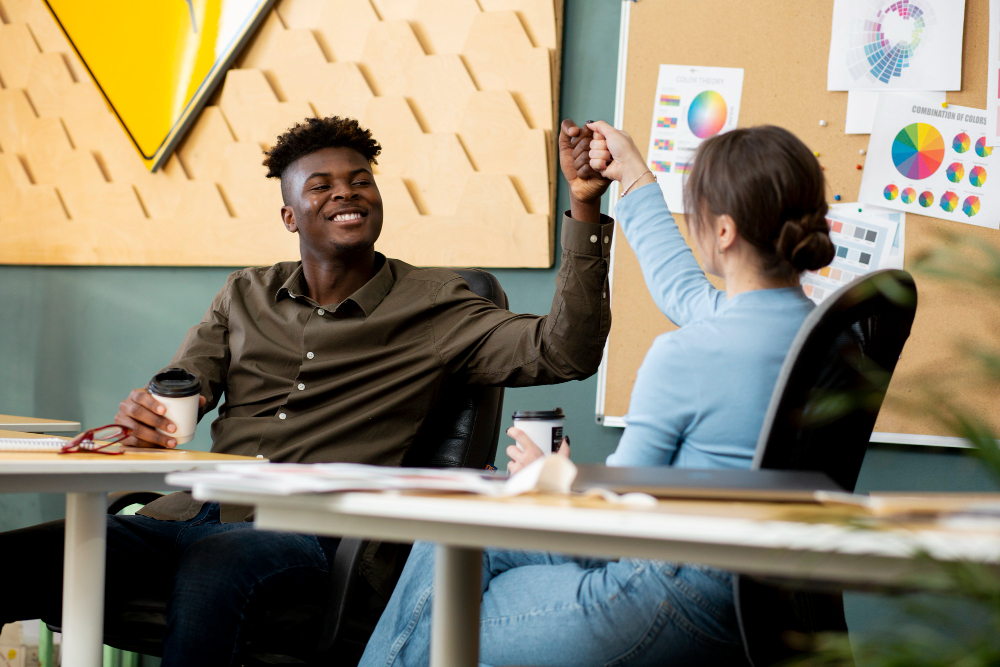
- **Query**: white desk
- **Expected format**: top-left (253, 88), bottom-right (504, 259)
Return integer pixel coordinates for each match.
top-left (0, 414), bottom-right (81, 433)
top-left (179, 484), bottom-right (1000, 667)
top-left (0, 431), bottom-right (264, 667)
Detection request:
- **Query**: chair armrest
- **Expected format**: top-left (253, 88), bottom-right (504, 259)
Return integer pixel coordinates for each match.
top-left (107, 491), bottom-right (164, 515)
top-left (318, 537), bottom-right (368, 653)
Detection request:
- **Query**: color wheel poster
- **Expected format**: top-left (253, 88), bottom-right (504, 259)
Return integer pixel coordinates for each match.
top-left (828, 0), bottom-right (964, 91)
top-left (644, 65), bottom-right (743, 213)
top-left (859, 94), bottom-right (999, 229)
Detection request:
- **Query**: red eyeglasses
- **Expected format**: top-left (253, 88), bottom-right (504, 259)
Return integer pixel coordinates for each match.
top-left (60, 424), bottom-right (132, 455)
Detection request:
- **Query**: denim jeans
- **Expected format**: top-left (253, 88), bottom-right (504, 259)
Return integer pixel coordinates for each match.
top-left (359, 542), bottom-right (747, 667)
top-left (0, 503), bottom-right (338, 667)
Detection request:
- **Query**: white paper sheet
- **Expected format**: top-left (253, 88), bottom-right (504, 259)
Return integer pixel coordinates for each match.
top-left (846, 90), bottom-right (946, 134)
top-left (644, 65), bottom-right (744, 213)
top-left (988, 0), bottom-right (1000, 143)
top-left (802, 204), bottom-right (900, 304)
top-left (833, 202), bottom-right (906, 270)
top-left (828, 0), bottom-right (965, 91)
top-left (858, 94), bottom-right (999, 229)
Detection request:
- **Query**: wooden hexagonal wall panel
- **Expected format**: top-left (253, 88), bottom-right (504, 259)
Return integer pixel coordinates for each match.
top-left (0, 0), bottom-right (562, 267)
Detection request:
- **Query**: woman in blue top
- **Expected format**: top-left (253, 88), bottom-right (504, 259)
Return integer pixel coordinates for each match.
top-left (358, 122), bottom-right (836, 667)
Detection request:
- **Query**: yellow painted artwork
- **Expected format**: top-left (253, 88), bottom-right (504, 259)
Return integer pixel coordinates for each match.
top-left (44, 0), bottom-right (274, 171)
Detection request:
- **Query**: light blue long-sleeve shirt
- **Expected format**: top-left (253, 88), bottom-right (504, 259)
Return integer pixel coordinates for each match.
top-left (606, 184), bottom-right (815, 470)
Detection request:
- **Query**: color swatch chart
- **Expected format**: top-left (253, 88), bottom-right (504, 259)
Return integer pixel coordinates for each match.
top-left (859, 95), bottom-right (999, 229)
top-left (801, 207), bottom-right (898, 304)
top-left (644, 64), bottom-right (744, 213)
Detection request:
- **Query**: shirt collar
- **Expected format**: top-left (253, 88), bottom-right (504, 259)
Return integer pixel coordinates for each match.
top-left (274, 254), bottom-right (394, 316)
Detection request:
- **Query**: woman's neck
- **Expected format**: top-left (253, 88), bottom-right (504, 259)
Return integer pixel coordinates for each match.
top-left (722, 262), bottom-right (799, 298)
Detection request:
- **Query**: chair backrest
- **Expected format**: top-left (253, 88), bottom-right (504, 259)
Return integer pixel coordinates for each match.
top-left (735, 270), bottom-right (917, 667)
top-left (401, 268), bottom-right (508, 470)
top-left (752, 269), bottom-right (918, 491)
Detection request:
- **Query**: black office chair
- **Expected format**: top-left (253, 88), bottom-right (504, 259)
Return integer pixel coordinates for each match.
top-left (733, 269), bottom-right (918, 667)
top-left (70, 268), bottom-right (508, 666)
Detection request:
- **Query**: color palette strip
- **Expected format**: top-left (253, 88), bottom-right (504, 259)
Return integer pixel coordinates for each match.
top-left (651, 161), bottom-right (671, 173)
top-left (656, 117), bottom-right (677, 129)
top-left (675, 161), bottom-right (693, 174)
top-left (659, 94), bottom-right (681, 107)
top-left (653, 138), bottom-right (675, 151)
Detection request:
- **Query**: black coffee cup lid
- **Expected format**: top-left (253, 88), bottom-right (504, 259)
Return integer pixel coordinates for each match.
top-left (512, 408), bottom-right (564, 420)
top-left (149, 368), bottom-right (202, 397)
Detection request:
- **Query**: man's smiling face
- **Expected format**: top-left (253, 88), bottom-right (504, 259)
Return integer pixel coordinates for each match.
top-left (280, 146), bottom-right (384, 255)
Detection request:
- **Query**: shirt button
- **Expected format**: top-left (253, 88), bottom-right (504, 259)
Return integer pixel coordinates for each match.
top-left (317, 308), bottom-right (326, 316)
top-left (589, 235), bottom-right (598, 243)
top-left (278, 412), bottom-right (287, 420)
top-left (603, 291), bottom-right (607, 298)
top-left (297, 383), bottom-right (305, 390)
top-left (306, 352), bottom-right (315, 359)
top-left (604, 236), bottom-right (610, 244)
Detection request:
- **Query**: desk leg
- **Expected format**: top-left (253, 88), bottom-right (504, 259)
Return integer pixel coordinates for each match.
top-left (61, 491), bottom-right (107, 667)
top-left (430, 544), bottom-right (482, 667)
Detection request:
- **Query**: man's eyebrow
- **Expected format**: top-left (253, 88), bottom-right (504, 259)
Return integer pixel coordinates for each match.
top-left (304, 167), bottom-right (372, 181)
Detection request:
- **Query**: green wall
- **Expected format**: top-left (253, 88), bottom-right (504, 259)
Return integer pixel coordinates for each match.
top-left (1, 0), bottom-right (997, 662)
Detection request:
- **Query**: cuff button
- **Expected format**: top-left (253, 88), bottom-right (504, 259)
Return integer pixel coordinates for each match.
top-left (589, 235), bottom-right (598, 243)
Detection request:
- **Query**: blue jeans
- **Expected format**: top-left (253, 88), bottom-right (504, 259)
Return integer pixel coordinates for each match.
top-left (0, 503), bottom-right (337, 667)
top-left (359, 542), bottom-right (747, 667)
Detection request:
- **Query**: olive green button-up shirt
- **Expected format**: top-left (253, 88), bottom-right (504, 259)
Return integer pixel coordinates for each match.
top-left (140, 213), bottom-right (613, 529)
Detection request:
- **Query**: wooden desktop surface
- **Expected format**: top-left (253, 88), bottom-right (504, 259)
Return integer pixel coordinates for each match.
top-left (0, 414), bottom-right (81, 432)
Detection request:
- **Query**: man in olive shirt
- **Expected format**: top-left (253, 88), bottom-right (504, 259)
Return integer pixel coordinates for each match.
top-left (0, 116), bottom-right (612, 666)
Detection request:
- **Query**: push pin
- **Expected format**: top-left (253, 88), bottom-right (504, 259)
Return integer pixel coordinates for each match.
top-left (859, 149), bottom-right (866, 155)
top-left (813, 151), bottom-right (820, 157)
top-left (819, 120), bottom-right (828, 127)
top-left (858, 208), bottom-right (863, 213)
top-left (834, 194), bottom-right (842, 201)
top-left (942, 102), bottom-right (949, 108)
top-left (856, 164), bottom-right (863, 170)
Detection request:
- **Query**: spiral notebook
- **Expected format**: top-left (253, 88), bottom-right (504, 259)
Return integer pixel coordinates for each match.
top-left (0, 437), bottom-right (67, 452)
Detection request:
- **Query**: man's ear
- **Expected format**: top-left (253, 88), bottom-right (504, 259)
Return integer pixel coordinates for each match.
top-left (717, 214), bottom-right (738, 253)
top-left (281, 205), bottom-right (297, 233)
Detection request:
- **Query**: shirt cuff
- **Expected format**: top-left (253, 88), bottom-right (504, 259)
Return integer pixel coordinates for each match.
top-left (561, 213), bottom-right (615, 258)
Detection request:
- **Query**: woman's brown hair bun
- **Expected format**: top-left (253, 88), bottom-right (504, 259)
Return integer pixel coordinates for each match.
top-left (776, 210), bottom-right (836, 272)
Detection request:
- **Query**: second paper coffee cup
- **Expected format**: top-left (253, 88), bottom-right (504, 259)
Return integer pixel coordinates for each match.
top-left (512, 408), bottom-right (565, 453)
top-left (148, 368), bottom-right (202, 445)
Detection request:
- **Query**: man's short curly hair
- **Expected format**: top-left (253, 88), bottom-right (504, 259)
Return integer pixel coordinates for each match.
top-left (262, 116), bottom-right (382, 180)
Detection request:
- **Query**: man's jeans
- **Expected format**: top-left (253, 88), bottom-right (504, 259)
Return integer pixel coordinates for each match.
top-left (359, 541), bottom-right (748, 667)
top-left (0, 503), bottom-right (338, 667)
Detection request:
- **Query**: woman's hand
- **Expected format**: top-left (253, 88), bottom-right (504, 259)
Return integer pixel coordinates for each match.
top-left (586, 120), bottom-right (650, 186)
top-left (506, 427), bottom-right (571, 475)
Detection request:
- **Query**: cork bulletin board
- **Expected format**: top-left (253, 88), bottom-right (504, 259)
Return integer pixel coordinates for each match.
top-left (598, 0), bottom-right (1000, 446)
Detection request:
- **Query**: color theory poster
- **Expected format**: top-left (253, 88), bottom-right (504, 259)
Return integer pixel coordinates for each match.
top-left (827, 0), bottom-right (964, 91)
top-left (644, 65), bottom-right (743, 213)
top-left (859, 94), bottom-right (999, 229)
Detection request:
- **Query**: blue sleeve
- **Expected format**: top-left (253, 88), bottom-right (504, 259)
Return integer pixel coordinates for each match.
top-left (613, 183), bottom-right (724, 326)
top-left (606, 333), bottom-right (697, 467)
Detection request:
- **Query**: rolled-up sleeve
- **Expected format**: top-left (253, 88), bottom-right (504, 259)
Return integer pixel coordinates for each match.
top-left (432, 213), bottom-right (614, 386)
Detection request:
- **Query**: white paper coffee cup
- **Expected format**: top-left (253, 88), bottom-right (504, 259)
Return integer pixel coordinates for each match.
top-left (148, 368), bottom-right (202, 445)
top-left (512, 408), bottom-right (565, 453)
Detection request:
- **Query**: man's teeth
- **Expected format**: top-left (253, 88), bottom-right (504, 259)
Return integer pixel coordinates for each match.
top-left (333, 212), bottom-right (364, 222)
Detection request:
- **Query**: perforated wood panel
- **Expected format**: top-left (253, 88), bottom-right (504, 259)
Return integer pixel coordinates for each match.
top-left (604, 0), bottom-right (1000, 442)
top-left (0, 0), bottom-right (562, 267)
